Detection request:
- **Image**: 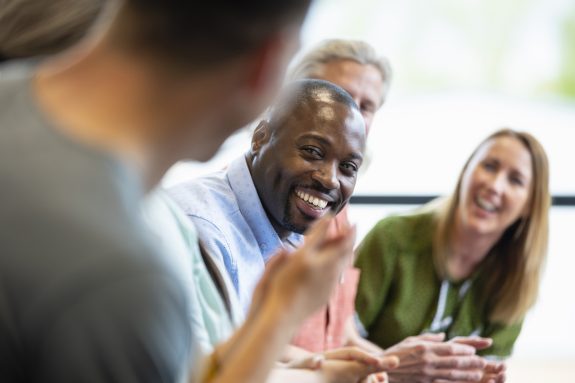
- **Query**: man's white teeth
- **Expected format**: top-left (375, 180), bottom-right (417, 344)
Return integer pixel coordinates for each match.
top-left (295, 190), bottom-right (328, 209)
top-left (476, 196), bottom-right (497, 212)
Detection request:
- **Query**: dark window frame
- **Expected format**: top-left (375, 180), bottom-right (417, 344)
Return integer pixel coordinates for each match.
top-left (349, 195), bottom-right (575, 206)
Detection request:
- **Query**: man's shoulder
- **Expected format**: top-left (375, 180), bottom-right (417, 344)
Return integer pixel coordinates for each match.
top-left (1, 194), bottom-right (176, 289)
top-left (168, 170), bottom-right (240, 220)
top-left (0, 65), bottom-right (33, 125)
top-left (0, 153), bottom-right (181, 306)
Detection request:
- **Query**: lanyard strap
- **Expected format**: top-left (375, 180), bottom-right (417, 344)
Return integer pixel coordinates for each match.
top-left (428, 279), bottom-right (472, 333)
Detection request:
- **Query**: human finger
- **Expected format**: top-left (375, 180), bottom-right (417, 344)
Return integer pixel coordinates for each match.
top-left (302, 214), bottom-right (335, 250)
top-left (484, 361), bottom-right (505, 374)
top-left (407, 333), bottom-right (446, 343)
top-left (284, 354), bottom-right (324, 370)
top-left (428, 355), bottom-right (486, 370)
top-left (314, 224), bottom-right (356, 271)
top-left (427, 367), bottom-right (483, 382)
top-left (324, 347), bottom-right (381, 366)
top-left (430, 342), bottom-right (479, 357)
top-left (450, 336), bottom-right (493, 351)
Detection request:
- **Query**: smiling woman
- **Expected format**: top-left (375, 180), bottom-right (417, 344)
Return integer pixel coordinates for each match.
top-left (436, 129), bottom-right (549, 324)
top-left (355, 128), bottom-right (550, 361)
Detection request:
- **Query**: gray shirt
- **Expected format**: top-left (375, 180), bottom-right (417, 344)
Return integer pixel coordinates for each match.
top-left (0, 66), bottom-right (192, 382)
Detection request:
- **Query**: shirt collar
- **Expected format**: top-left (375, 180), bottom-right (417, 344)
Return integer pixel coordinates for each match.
top-left (227, 156), bottom-right (303, 261)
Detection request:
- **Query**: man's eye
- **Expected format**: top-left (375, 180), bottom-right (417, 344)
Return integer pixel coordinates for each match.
top-left (302, 146), bottom-right (322, 158)
top-left (340, 162), bottom-right (358, 173)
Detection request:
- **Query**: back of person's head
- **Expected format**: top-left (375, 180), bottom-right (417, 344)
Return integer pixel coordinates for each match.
top-left (111, 0), bottom-right (312, 70)
top-left (289, 39), bottom-right (392, 104)
top-left (0, 0), bottom-right (104, 62)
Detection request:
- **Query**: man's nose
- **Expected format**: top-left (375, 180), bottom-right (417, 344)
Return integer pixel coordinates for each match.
top-left (312, 162), bottom-right (339, 190)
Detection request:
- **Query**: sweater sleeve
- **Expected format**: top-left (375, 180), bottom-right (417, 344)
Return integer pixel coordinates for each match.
top-left (480, 320), bottom-right (524, 358)
top-left (354, 217), bottom-right (399, 332)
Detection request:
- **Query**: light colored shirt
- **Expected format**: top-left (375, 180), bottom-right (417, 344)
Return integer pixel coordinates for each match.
top-left (143, 191), bottom-right (243, 355)
top-left (169, 157), bottom-right (303, 313)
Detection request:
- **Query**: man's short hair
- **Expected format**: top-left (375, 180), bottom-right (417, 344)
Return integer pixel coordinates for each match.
top-left (289, 39), bottom-right (392, 104)
top-left (114, 0), bottom-right (312, 69)
top-left (267, 79), bottom-right (362, 132)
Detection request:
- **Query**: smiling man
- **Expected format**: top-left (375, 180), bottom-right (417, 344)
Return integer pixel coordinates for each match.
top-left (169, 79), bottom-right (366, 313)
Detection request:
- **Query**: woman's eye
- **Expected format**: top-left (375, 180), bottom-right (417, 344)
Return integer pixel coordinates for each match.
top-left (482, 162), bottom-right (497, 172)
top-left (361, 104), bottom-right (375, 114)
top-left (510, 176), bottom-right (524, 186)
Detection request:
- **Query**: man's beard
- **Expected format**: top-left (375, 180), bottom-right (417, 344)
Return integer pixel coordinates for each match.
top-left (281, 194), bottom-right (309, 234)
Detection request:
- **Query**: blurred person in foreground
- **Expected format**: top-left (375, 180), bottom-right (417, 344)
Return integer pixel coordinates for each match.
top-left (0, 0), bottom-right (378, 381)
top-left (356, 129), bottom-right (550, 383)
top-left (0, 0), bottom-right (103, 62)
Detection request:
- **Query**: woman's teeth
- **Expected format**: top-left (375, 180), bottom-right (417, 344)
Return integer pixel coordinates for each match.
top-left (475, 196), bottom-right (498, 212)
top-left (295, 190), bottom-right (328, 209)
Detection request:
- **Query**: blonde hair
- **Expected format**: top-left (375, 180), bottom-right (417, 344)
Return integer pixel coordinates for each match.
top-left (289, 39), bottom-right (392, 104)
top-left (432, 128), bottom-right (550, 325)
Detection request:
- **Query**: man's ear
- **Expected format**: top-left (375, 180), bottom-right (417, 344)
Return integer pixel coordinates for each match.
top-left (251, 120), bottom-right (272, 155)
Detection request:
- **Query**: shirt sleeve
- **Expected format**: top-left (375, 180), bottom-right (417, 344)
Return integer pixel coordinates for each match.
top-left (191, 215), bottom-right (237, 293)
top-left (354, 218), bottom-right (399, 332)
top-left (34, 268), bottom-right (193, 383)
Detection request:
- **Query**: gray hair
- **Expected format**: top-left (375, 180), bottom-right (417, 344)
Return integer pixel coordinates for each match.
top-left (289, 39), bottom-right (392, 105)
top-left (0, 0), bottom-right (104, 61)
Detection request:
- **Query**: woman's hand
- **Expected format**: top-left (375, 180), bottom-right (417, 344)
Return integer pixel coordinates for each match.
top-left (382, 334), bottom-right (486, 383)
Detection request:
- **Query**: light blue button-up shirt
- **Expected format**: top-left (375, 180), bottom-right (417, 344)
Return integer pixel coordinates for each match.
top-left (169, 156), bottom-right (303, 313)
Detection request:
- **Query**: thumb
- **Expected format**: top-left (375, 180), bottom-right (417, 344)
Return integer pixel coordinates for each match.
top-left (303, 214), bottom-right (335, 250)
top-left (284, 354), bottom-right (324, 370)
top-left (378, 356), bottom-right (400, 370)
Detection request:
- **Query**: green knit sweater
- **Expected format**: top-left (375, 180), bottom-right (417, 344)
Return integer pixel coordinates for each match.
top-left (355, 211), bottom-right (522, 357)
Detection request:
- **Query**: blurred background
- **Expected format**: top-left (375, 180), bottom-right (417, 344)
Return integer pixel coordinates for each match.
top-left (163, 0), bottom-right (575, 380)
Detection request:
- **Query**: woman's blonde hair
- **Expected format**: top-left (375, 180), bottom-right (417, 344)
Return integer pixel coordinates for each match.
top-left (432, 128), bottom-right (550, 325)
